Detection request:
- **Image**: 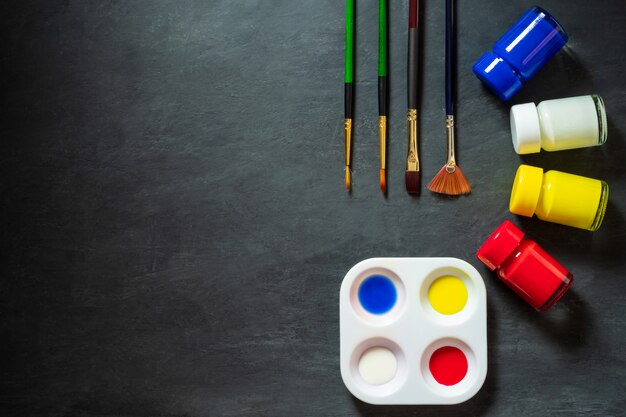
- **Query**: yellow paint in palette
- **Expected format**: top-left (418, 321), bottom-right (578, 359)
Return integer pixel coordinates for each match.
top-left (428, 276), bottom-right (468, 315)
top-left (510, 165), bottom-right (608, 231)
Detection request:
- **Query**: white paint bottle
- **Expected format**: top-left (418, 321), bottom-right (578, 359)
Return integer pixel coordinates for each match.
top-left (510, 95), bottom-right (607, 154)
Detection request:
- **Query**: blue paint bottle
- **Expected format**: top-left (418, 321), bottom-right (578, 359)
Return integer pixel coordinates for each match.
top-left (472, 6), bottom-right (568, 101)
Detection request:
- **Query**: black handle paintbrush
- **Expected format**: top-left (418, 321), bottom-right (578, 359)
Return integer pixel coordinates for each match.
top-left (428, 0), bottom-right (471, 195)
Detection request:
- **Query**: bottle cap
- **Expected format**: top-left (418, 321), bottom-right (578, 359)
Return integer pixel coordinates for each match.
top-left (509, 165), bottom-right (543, 217)
top-left (510, 103), bottom-right (542, 154)
top-left (472, 52), bottom-right (523, 101)
top-left (476, 220), bottom-right (525, 271)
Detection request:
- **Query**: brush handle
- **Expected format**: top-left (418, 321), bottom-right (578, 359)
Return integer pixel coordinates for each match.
top-left (445, 0), bottom-right (454, 116)
top-left (408, 0), bottom-right (419, 109)
top-left (345, 0), bottom-right (354, 120)
top-left (378, 0), bottom-right (387, 116)
top-left (345, 0), bottom-right (354, 85)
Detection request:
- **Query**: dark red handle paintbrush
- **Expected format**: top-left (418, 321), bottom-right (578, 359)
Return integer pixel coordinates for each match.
top-left (405, 0), bottom-right (420, 194)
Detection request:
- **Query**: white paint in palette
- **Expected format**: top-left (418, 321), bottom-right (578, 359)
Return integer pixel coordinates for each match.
top-left (358, 346), bottom-right (397, 385)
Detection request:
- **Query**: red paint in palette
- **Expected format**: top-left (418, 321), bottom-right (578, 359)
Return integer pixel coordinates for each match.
top-left (429, 346), bottom-right (468, 386)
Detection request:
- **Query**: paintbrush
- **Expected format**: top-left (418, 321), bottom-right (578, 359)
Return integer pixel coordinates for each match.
top-left (427, 0), bottom-right (471, 195)
top-left (405, 0), bottom-right (420, 194)
top-left (345, 0), bottom-right (354, 192)
top-left (378, 0), bottom-right (388, 193)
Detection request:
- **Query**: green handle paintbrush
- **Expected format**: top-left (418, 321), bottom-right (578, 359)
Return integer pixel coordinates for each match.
top-left (378, 0), bottom-right (388, 193)
top-left (345, 0), bottom-right (354, 192)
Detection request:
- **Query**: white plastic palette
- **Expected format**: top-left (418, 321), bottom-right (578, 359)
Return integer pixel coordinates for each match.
top-left (339, 257), bottom-right (487, 405)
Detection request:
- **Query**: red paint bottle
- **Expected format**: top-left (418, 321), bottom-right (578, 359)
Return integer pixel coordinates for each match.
top-left (476, 220), bottom-right (573, 312)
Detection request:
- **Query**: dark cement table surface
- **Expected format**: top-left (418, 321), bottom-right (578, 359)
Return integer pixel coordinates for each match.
top-left (2, 1), bottom-right (625, 416)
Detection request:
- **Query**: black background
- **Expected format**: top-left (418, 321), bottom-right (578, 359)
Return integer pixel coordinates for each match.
top-left (2, 1), bottom-right (626, 416)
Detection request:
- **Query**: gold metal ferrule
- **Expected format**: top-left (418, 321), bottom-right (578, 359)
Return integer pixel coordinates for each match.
top-left (445, 115), bottom-right (457, 173)
top-left (344, 118), bottom-right (352, 167)
top-left (379, 116), bottom-right (387, 170)
top-left (406, 109), bottom-right (419, 172)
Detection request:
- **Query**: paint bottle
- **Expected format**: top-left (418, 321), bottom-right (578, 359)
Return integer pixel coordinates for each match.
top-left (509, 164), bottom-right (608, 231)
top-left (477, 220), bottom-right (572, 312)
top-left (511, 95), bottom-right (607, 154)
top-left (472, 6), bottom-right (568, 101)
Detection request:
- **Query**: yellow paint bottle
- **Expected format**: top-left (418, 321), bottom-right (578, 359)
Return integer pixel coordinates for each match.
top-left (509, 164), bottom-right (608, 231)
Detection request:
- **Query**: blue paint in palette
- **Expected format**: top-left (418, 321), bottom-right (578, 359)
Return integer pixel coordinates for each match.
top-left (358, 275), bottom-right (397, 314)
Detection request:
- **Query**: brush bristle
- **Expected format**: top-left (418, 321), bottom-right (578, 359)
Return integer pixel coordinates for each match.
top-left (380, 169), bottom-right (386, 193)
top-left (427, 165), bottom-right (471, 195)
top-left (405, 171), bottom-right (420, 194)
top-left (345, 168), bottom-right (351, 192)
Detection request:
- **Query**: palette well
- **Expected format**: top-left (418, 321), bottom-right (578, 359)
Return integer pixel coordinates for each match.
top-left (339, 257), bottom-right (487, 405)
